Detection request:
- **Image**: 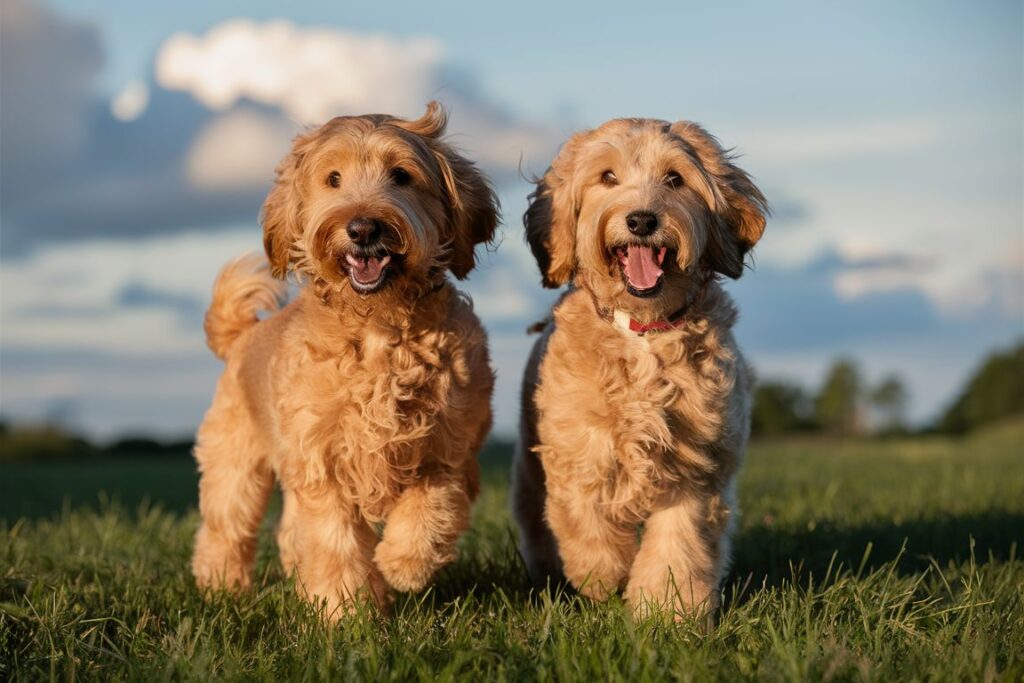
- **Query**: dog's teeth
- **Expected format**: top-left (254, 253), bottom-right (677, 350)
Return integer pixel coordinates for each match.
top-left (345, 253), bottom-right (360, 267)
top-left (378, 255), bottom-right (391, 267)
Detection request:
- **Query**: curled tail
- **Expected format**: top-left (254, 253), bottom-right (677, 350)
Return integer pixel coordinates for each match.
top-left (204, 253), bottom-right (286, 360)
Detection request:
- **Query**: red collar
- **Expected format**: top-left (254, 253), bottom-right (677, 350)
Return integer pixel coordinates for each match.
top-left (612, 305), bottom-right (690, 336)
top-left (611, 271), bottom-right (716, 336)
top-left (627, 308), bottom-right (690, 334)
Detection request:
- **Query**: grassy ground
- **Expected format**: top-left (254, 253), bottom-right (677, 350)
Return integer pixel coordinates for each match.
top-left (1, 424), bottom-right (1022, 681)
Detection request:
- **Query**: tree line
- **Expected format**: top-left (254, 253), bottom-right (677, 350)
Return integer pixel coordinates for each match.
top-left (751, 341), bottom-right (1024, 438)
top-left (2, 342), bottom-right (1021, 457)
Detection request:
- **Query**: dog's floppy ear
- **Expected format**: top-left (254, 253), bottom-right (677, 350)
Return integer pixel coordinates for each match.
top-left (671, 121), bottom-right (768, 279)
top-left (411, 102), bottom-right (499, 279)
top-left (262, 131), bottom-right (316, 279)
top-left (524, 132), bottom-right (590, 288)
top-left (439, 151), bottom-right (499, 279)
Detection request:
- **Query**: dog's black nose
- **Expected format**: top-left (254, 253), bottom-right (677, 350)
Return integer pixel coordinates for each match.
top-left (626, 211), bottom-right (659, 236)
top-left (346, 218), bottom-right (383, 245)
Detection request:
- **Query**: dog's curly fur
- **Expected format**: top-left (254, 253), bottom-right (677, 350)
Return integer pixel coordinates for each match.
top-left (192, 103), bottom-right (498, 619)
top-left (513, 118), bottom-right (767, 620)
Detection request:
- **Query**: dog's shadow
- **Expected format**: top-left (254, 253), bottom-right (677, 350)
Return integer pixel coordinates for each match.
top-left (248, 508), bottom-right (1021, 619)
top-left (400, 509), bottom-right (1022, 614)
top-left (728, 509), bottom-right (1022, 588)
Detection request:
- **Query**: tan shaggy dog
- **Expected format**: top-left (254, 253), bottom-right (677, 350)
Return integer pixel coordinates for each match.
top-left (513, 118), bottom-right (767, 621)
top-left (192, 102), bottom-right (498, 619)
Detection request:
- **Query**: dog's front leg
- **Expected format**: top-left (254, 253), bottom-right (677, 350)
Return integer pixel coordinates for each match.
top-left (625, 495), bottom-right (728, 622)
top-left (374, 475), bottom-right (472, 592)
top-left (545, 494), bottom-right (638, 600)
top-left (191, 415), bottom-right (274, 592)
top-left (290, 490), bottom-right (388, 620)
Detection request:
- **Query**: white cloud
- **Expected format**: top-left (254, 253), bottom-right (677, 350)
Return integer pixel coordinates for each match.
top-left (155, 19), bottom-right (444, 125)
top-left (737, 111), bottom-right (1022, 318)
top-left (0, 225), bottom-right (546, 437)
top-left (1, 227), bottom-right (260, 354)
top-left (3, 309), bottom-right (194, 355)
top-left (153, 19), bottom-right (560, 180)
top-left (463, 264), bottom-right (535, 319)
top-left (186, 109), bottom-right (296, 190)
top-left (110, 81), bottom-right (150, 122)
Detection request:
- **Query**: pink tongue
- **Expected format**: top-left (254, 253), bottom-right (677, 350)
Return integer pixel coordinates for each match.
top-left (622, 245), bottom-right (664, 290)
top-left (346, 253), bottom-right (390, 284)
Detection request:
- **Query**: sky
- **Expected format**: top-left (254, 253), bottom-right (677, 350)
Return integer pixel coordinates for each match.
top-left (0, 0), bottom-right (1021, 440)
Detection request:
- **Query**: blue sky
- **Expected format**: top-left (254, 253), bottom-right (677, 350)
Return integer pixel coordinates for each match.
top-left (1, 0), bottom-right (1021, 438)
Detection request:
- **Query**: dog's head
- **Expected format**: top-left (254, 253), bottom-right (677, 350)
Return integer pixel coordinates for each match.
top-left (525, 118), bottom-right (767, 318)
top-left (262, 102), bottom-right (498, 299)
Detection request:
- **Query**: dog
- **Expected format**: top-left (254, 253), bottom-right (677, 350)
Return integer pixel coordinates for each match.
top-left (513, 118), bottom-right (767, 620)
top-left (191, 102), bottom-right (499, 619)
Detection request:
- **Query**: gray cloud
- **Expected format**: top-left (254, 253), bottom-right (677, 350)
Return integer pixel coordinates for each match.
top-left (117, 280), bottom-right (204, 322)
top-left (731, 250), bottom-right (958, 352)
top-left (796, 249), bottom-right (935, 276)
top-left (0, 0), bottom-right (102, 182)
top-left (764, 191), bottom-right (812, 227)
top-left (0, 345), bottom-right (221, 438)
top-left (0, 0), bottom-right (261, 255)
top-left (0, 39), bottom-right (275, 256)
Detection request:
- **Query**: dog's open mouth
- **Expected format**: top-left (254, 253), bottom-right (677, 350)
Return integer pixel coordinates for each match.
top-left (613, 244), bottom-right (669, 297)
top-left (341, 249), bottom-right (396, 294)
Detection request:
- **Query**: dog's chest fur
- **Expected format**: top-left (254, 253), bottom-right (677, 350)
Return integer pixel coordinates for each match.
top-left (534, 288), bottom-right (741, 522)
top-left (267, 289), bottom-right (488, 521)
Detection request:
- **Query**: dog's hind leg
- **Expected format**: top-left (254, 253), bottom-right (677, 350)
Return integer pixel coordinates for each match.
top-left (511, 327), bottom-right (568, 589)
top-left (191, 378), bottom-right (274, 592)
top-left (512, 328), bottom-right (566, 588)
top-left (512, 438), bottom-right (564, 588)
top-left (276, 489), bottom-right (299, 576)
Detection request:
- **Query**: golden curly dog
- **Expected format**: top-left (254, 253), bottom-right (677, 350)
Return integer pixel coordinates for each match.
top-left (192, 102), bottom-right (498, 619)
top-left (513, 118), bottom-right (767, 620)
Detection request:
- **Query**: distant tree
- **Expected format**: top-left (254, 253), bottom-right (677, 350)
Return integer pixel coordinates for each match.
top-left (814, 359), bottom-right (864, 436)
top-left (939, 342), bottom-right (1024, 434)
top-left (871, 374), bottom-right (909, 435)
top-left (751, 380), bottom-right (817, 437)
top-left (0, 423), bottom-right (95, 461)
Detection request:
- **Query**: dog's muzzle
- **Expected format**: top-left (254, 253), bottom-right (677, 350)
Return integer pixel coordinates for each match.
top-left (340, 218), bottom-right (401, 294)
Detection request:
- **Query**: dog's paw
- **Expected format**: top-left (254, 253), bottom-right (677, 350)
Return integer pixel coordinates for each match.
top-left (560, 553), bottom-right (629, 601)
top-left (570, 573), bottom-right (622, 601)
top-left (374, 538), bottom-right (450, 593)
top-left (192, 557), bottom-right (251, 594)
top-left (304, 586), bottom-right (392, 622)
top-left (191, 525), bottom-right (255, 593)
top-left (624, 580), bottom-right (717, 627)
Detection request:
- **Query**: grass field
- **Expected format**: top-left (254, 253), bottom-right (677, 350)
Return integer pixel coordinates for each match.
top-left (2, 423), bottom-right (1022, 681)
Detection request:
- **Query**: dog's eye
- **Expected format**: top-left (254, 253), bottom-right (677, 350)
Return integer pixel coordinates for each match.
top-left (327, 171), bottom-right (341, 188)
top-left (664, 171), bottom-right (684, 188)
top-left (390, 167), bottom-right (412, 186)
top-left (601, 170), bottom-right (618, 186)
